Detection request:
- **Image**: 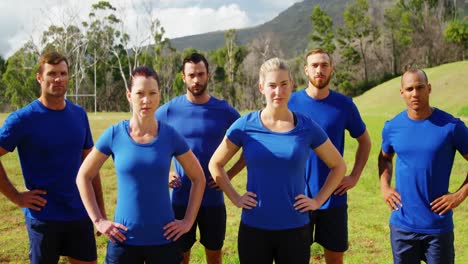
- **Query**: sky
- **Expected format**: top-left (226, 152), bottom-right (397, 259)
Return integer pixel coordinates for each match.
top-left (0, 0), bottom-right (300, 58)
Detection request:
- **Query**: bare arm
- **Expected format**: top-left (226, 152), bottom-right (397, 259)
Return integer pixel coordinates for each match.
top-left (0, 147), bottom-right (46, 210)
top-left (226, 152), bottom-right (246, 180)
top-left (209, 137), bottom-right (257, 209)
top-left (430, 153), bottom-right (468, 215)
top-left (378, 150), bottom-right (401, 210)
top-left (294, 139), bottom-right (346, 212)
top-left (76, 148), bottom-right (127, 242)
top-left (335, 129), bottom-right (372, 195)
top-left (164, 150), bottom-right (206, 241)
top-left (82, 148), bottom-right (106, 220)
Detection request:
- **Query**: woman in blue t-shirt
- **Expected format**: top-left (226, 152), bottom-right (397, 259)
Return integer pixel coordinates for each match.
top-left (209, 58), bottom-right (346, 264)
top-left (76, 66), bottom-right (205, 264)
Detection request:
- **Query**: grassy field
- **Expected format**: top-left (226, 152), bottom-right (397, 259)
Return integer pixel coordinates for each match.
top-left (0, 61), bottom-right (466, 263)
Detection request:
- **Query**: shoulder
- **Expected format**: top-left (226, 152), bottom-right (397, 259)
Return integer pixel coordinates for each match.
top-left (209, 96), bottom-right (239, 113)
top-left (289, 88), bottom-right (307, 101)
top-left (329, 90), bottom-right (354, 105)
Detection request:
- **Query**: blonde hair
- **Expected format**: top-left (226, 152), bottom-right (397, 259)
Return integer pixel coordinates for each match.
top-left (259, 57), bottom-right (292, 85)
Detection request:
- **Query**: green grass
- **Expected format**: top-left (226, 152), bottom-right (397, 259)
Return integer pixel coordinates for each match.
top-left (0, 61), bottom-right (467, 263)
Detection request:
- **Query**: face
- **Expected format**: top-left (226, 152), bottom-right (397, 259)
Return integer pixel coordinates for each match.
top-left (304, 53), bottom-right (333, 89)
top-left (127, 76), bottom-right (160, 117)
top-left (183, 61), bottom-right (210, 97)
top-left (400, 71), bottom-right (431, 112)
top-left (259, 70), bottom-right (294, 108)
top-left (36, 61), bottom-right (69, 98)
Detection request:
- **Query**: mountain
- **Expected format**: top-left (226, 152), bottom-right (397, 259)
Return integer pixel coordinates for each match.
top-left (168, 0), bottom-right (393, 58)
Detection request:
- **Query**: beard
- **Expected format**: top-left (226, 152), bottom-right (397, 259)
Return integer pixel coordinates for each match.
top-left (187, 82), bottom-right (208, 97)
top-left (308, 74), bottom-right (331, 89)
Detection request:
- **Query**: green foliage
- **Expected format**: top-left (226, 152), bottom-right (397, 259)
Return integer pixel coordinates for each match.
top-left (309, 5), bottom-right (336, 53)
top-left (384, 5), bottom-right (413, 74)
top-left (444, 19), bottom-right (468, 49)
top-left (337, 0), bottom-right (378, 83)
top-left (2, 43), bottom-right (39, 110)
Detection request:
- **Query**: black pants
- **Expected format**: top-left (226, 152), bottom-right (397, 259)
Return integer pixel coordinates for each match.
top-left (238, 222), bottom-right (310, 264)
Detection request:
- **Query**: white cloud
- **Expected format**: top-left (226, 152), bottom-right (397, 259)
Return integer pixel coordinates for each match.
top-left (0, 1), bottom-right (292, 58)
top-left (155, 4), bottom-right (250, 39)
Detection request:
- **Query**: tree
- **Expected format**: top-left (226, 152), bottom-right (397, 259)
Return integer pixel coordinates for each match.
top-left (444, 18), bottom-right (468, 59)
top-left (308, 5), bottom-right (336, 53)
top-left (337, 0), bottom-right (378, 83)
top-left (2, 42), bottom-right (39, 110)
top-left (384, 5), bottom-right (413, 75)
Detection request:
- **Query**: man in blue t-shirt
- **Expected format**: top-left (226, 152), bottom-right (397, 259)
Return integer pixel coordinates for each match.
top-left (156, 53), bottom-right (242, 264)
top-left (378, 68), bottom-right (468, 264)
top-left (0, 52), bottom-right (105, 264)
top-left (288, 48), bottom-right (371, 264)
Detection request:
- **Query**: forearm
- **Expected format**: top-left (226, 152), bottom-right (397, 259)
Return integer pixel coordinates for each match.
top-left (349, 133), bottom-right (371, 180)
top-left (210, 163), bottom-right (242, 205)
top-left (184, 176), bottom-right (205, 225)
top-left (378, 151), bottom-right (393, 186)
top-left (91, 173), bottom-right (106, 219)
top-left (226, 153), bottom-right (245, 180)
top-left (77, 176), bottom-right (105, 224)
top-left (0, 161), bottom-right (21, 205)
top-left (454, 174), bottom-right (468, 202)
top-left (315, 162), bottom-right (346, 206)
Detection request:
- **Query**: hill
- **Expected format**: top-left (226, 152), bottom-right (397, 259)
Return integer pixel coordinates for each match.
top-left (168, 0), bottom-right (394, 58)
top-left (354, 61), bottom-right (468, 117)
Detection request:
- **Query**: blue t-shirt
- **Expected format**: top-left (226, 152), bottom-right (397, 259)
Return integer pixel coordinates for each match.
top-left (96, 120), bottom-right (189, 245)
top-left (156, 95), bottom-right (240, 206)
top-left (288, 89), bottom-right (366, 209)
top-left (227, 111), bottom-right (328, 230)
top-left (381, 109), bottom-right (468, 234)
top-left (0, 100), bottom-right (93, 221)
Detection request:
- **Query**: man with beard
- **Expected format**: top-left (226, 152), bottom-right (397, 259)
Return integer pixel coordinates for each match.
top-left (0, 51), bottom-right (105, 263)
top-left (288, 48), bottom-right (371, 264)
top-left (156, 52), bottom-right (242, 264)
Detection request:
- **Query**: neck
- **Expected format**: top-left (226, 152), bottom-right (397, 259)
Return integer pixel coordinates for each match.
top-left (38, 96), bottom-right (66, 110)
top-left (262, 105), bottom-right (291, 120)
top-left (306, 84), bottom-right (329, 100)
top-left (186, 91), bottom-right (210, 104)
top-left (407, 106), bottom-right (433, 120)
top-left (130, 115), bottom-right (157, 134)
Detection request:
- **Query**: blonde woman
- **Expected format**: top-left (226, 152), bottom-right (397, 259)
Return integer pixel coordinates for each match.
top-left (209, 58), bottom-right (346, 264)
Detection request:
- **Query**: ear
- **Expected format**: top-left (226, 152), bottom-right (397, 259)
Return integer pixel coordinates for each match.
top-left (258, 82), bottom-right (264, 94)
top-left (427, 83), bottom-right (431, 94)
top-left (304, 65), bottom-right (308, 76)
top-left (399, 88), bottom-right (404, 98)
top-left (182, 72), bottom-right (186, 83)
top-left (36, 72), bottom-right (42, 84)
top-left (126, 89), bottom-right (132, 103)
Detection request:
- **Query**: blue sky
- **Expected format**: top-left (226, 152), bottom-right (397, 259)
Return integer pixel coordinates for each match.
top-left (0, 0), bottom-right (300, 58)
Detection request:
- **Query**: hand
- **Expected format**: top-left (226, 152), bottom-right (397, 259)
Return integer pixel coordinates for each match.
top-left (294, 194), bottom-right (321, 212)
top-left (163, 219), bottom-right (192, 241)
top-left (431, 193), bottom-right (464, 215)
top-left (13, 189), bottom-right (47, 211)
top-left (234, 192), bottom-right (257, 209)
top-left (334, 175), bottom-right (359, 195)
top-left (380, 185), bottom-right (402, 211)
top-left (95, 218), bottom-right (128, 243)
top-left (207, 177), bottom-right (221, 191)
top-left (169, 172), bottom-right (182, 189)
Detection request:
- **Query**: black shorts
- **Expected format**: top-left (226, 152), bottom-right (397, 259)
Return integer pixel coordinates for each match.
top-left (309, 205), bottom-right (348, 252)
top-left (173, 204), bottom-right (226, 251)
top-left (106, 241), bottom-right (182, 264)
top-left (25, 216), bottom-right (97, 263)
top-left (237, 222), bottom-right (310, 264)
